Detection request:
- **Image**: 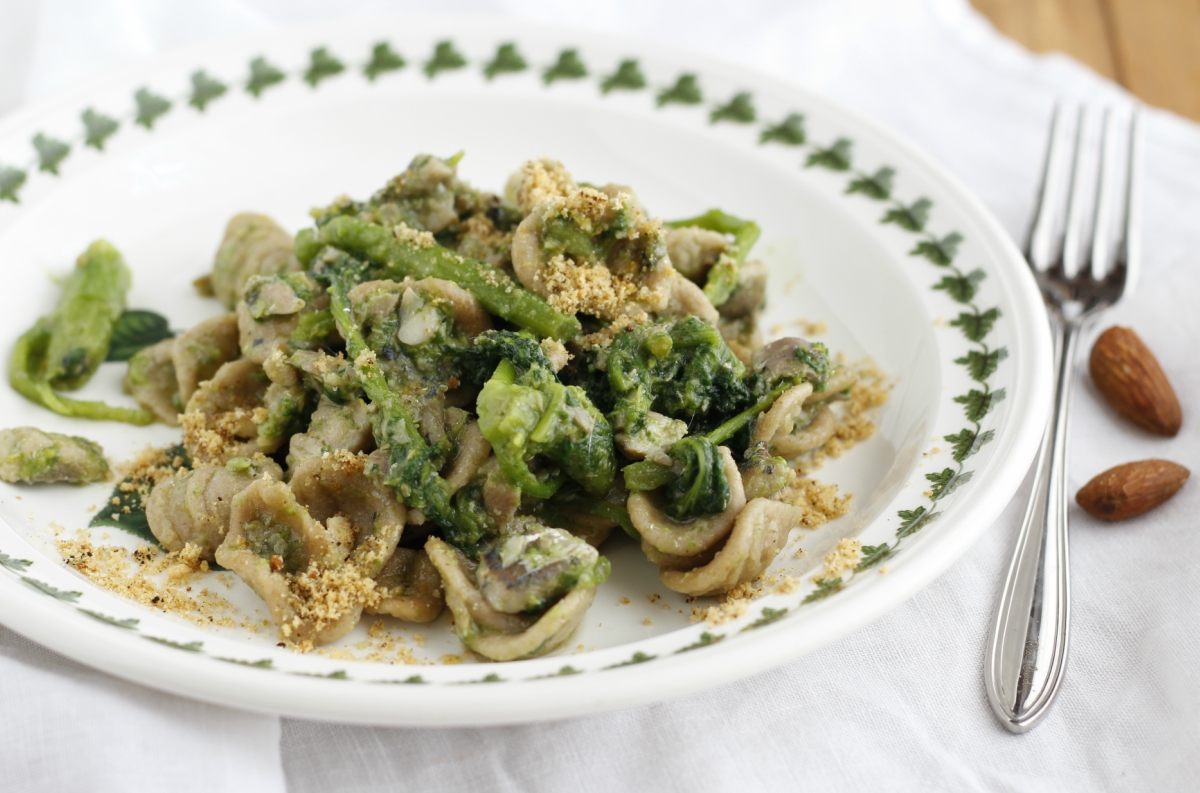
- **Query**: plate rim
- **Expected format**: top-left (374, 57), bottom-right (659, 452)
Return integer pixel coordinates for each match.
top-left (0, 14), bottom-right (1052, 725)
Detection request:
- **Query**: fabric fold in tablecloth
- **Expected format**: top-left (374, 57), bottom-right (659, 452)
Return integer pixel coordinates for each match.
top-left (1, 0), bottom-right (1197, 790)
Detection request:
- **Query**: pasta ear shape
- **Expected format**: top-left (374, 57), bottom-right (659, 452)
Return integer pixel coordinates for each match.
top-left (286, 396), bottom-right (374, 469)
top-left (172, 313), bottom-right (241, 404)
top-left (217, 454), bottom-right (406, 648)
top-left (123, 338), bottom-right (181, 425)
top-left (658, 498), bottom-right (803, 597)
top-left (181, 359), bottom-right (271, 464)
top-left (288, 452), bottom-right (405, 579)
top-left (366, 548), bottom-right (445, 623)
top-left (217, 477), bottom-right (360, 645)
top-left (628, 446), bottom-right (746, 558)
top-left (426, 530), bottom-right (607, 662)
top-left (146, 458), bottom-right (283, 562)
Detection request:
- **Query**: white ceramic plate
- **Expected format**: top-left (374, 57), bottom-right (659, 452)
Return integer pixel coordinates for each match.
top-left (0, 16), bottom-right (1050, 725)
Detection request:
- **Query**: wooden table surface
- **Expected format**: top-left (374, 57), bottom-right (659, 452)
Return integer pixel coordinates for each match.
top-left (971, 0), bottom-right (1200, 121)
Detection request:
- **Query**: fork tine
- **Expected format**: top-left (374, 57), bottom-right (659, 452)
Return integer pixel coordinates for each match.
top-left (1027, 103), bottom-right (1079, 272)
top-left (1089, 108), bottom-right (1120, 282)
top-left (1061, 106), bottom-right (1096, 280)
top-left (1118, 107), bottom-right (1144, 298)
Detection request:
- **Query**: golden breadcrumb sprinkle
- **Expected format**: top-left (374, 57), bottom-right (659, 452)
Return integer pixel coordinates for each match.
top-left (180, 408), bottom-right (264, 465)
top-left (510, 158), bottom-right (577, 214)
top-left (315, 620), bottom-right (431, 665)
top-left (283, 561), bottom-right (381, 652)
top-left (56, 531), bottom-right (253, 629)
top-left (800, 361), bottom-right (892, 472)
top-left (777, 477), bottom-right (852, 528)
top-left (392, 223), bottom-right (436, 249)
top-left (814, 538), bottom-right (863, 582)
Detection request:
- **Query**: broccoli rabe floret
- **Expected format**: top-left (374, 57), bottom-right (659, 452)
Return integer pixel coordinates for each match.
top-left (607, 317), bottom-right (752, 440)
top-left (450, 330), bottom-right (553, 386)
top-left (477, 355), bottom-right (616, 499)
top-left (468, 332), bottom-right (616, 499)
top-left (661, 436), bottom-right (731, 521)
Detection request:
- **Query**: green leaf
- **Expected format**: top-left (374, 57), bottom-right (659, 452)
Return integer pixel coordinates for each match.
top-left (927, 468), bottom-right (973, 500)
top-left (657, 73), bottom-right (702, 106)
top-left (760, 113), bottom-right (806, 145)
top-left (747, 606), bottom-right (788, 628)
top-left (188, 71), bottom-right (227, 111)
top-left (399, 674), bottom-right (426, 684)
top-left (146, 636), bottom-right (204, 652)
top-left (933, 269), bottom-right (985, 302)
top-left (911, 231), bottom-right (963, 265)
top-left (133, 88), bottom-right (172, 129)
top-left (600, 59), bottom-right (646, 93)
top-left (896, 506), bottom-right (938, 538)
top-left (82, 109), bottom-right (119, 150)
top-left (543, 49), bottom-right (588, 84)
top-left (295, 669), bottom-right (348, 679)
top-left (677, 632), bottom-right (724, 653)
top-left (364, 42), bottom-right (405, 81)
top-left (304, 48), bottom-right (345, 87)
top-left (607, 651), bottom-right (655, 668)
top-left (79, 609), bottom-right (139, 629)
top-left (945, 428), bottom-right (995, 463)
top-left (806, 138), bottom-right (853, 171)
top-left (89, 503), bottom-right (155, 544)
top-left (856, 543), bottom-right (891, 572)
top-left (802, 577), bottom-right (844, 604)
top-left (424, 41), bottom-right (466, 79)
top-left (0, 165), bottom-right (25, 203)
top-left (218, 657), bottom-right (273, 669)
top-left (23, 577), bottom-right (80, 602)
top-left (483, 43), bottom-right (526, 80)
top-left (90, 444), bottom-right (189, 544)
top-left (954, 387), bottom-right (1006, 423)
top-left (0, 552), bottom-right (32, 572)
top-left (246, 56), bottom-right (286, 97)
top-left (106, 309), bottom-right (175, 362)
top-left (710, 92), bottom-right (756, 124)
top-left (556, 665), bottom-right (581, 675)
top-left (949, 307), bottom-right (1001, 342)
top-left (882, 198), bottom-right (932, 231)
top-left (955, 346), bottom-right (1007, 382)
top-left (846, 167), bottom-right (895, 200)
top-left (32, 133), bottom-right (70, 174)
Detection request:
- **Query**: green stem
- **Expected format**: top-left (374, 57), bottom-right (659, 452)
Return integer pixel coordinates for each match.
top-left (9, 321), bottom-right (153, 426)
top-left (622, 383), bottom-right (790, 491)
top-left (665, 209), bottom-right (761, 264)
top-left (315, 216), bottom-right (581, 340)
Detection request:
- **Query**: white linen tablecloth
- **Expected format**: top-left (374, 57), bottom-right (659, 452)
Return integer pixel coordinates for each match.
top-left (2, 1), bottom-right (1197, 790)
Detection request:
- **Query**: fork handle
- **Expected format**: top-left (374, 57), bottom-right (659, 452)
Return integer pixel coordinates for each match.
top-left (984, 317), bottom-right (1081, 733)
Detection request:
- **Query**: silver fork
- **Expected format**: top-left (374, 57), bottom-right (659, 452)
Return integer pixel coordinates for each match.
top-left (984, 104), bottom-right (1143, 733)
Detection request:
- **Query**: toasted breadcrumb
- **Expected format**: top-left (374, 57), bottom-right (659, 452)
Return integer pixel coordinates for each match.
top-left (778, 477), bottom-right (852, 528)
top-left (510, 158), bottom-right (576, 214)
top-left (56, 531), bottom-right (249, 629)
top-left (814, 538), bottom-right (863, 582)
top-left (799, 362), bottom-right (892, 472)
top-left (180, 408), bottom-right (262, 464)
top-left (392, 223), bottom-right (436, 249)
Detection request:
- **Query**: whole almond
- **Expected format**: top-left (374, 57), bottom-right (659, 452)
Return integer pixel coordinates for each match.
top-left (1075, 459), bottom-right (1189, 521)
top-left (1089, 326), bottom-right (1181, 436)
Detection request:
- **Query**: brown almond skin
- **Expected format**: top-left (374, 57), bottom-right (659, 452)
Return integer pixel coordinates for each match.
top-left (1075, 459), bottom-right (1189, 521)
top-left (1089, 326), bottom-right (1182, 437)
